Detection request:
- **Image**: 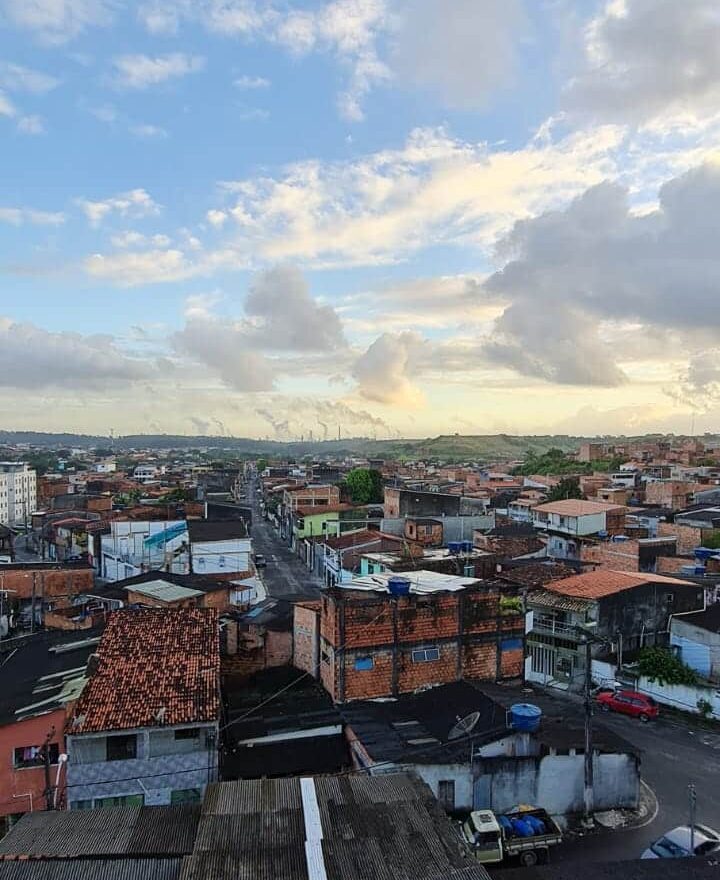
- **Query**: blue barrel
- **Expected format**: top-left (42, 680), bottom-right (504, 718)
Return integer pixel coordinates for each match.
top-left (510, 703), bottom-right (542, 732)
top-left (387, 576), bottom-right (411, 597)
top-left (448, 541), bottom-right (462, 555)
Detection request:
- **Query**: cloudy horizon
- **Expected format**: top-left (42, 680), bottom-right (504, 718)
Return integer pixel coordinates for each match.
top-left (2, 0), bottom-right (720, 440)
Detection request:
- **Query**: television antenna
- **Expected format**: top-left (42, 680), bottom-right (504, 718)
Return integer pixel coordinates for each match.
top-left (448, 711), bottom-right (480, 740)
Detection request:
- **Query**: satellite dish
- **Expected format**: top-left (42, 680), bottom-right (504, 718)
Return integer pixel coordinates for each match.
top-left (448, 711), bottom-right (480, 740)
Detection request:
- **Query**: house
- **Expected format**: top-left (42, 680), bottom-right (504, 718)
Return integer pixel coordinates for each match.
top-left (525, 570), bottom-right (704, 690)
top-left (282, 484), bottom-right (340, 511)
top-left (506, 498), bottom-right (540, 523)
top-left (0, 630), bottom-right (101, 832)
top-left (384, 487), bottom-right (488, 519)
top-left (359, 545), bottom-right (497, 580)
top-left (111, 569), bottom-right (252, 613)
top-left (222, 667), bottom-right (348, 779)
top-left (343, 680), bottom-right (640, 818)
top-left (317, 528), bottom-right (406, 585)
top-left (670, 605), bottom-right (720, 682)
top-left (532, 499), bottom-right (626, 560)
top-left (222, 599), bottom-right (297, 677)
top-left (580, 536), bottom-right (678, 573)
top-left (645, 480), bottom-right (694, 511)
top-left (404, 517), bottom-right (444, 545)
top-left (100, 520), bottom-right (189, 581)
top-left (0, 561), bottom-right (95, 617)
top-left (474, 523), bottom-right (546, 561)
top-left (303, 570), bottom-right (525, 703)
top-left (65, 608), bottom-right (220, 810)
top-left (578, 442), bottom-right (607, 462)
top-left (186, 519), bottom-right (251, 576)
top-left (0, 774), bottom-right (493, 880)
top-left (291, 504), bottom-right (362, 559)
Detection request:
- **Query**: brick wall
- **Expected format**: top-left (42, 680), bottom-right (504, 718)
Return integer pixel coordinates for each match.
top-left (645, 481), bottom-right (693, 510)
top-left (384, 488), bottom-right (400, 518)
top-left (581, 541), bottom-right (640, 572)
top-left (318, 585), bottom-right (523, 702)
top-left (199, 588), bottom-right (231, 612)
top-left (293, 602), bottom-right (320, 677)
top-left (657, 522), bottom-right (703, 555)
top-left (221, 625), bottom-right (292, 677)
top-left (656, 556), bottom-right (693, 574)
top-left (44, 609), bottom-right (95, 630)
top-left (0, 566), bottom-right (94, 600)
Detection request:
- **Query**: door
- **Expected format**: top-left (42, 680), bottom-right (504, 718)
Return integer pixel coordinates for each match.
top-left (473, 775), bottom-right (492, 810)
top-left (438, 780), bottom-right (455, 811)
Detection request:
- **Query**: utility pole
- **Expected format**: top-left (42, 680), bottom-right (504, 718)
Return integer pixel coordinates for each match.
top-left (689, 784), bottom-right (697, 855)
top-left (582, 633), bottom-right (594, 822)
top-left (43, 727), bottom-right (55, 810)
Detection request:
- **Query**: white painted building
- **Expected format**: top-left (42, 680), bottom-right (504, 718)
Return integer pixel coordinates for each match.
top-left (0, 462), bottom-right (37, 526)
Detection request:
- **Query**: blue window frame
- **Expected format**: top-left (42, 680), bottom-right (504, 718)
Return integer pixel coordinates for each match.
top-left (411, 647), bottom-right (440, 663)
top-left (354, 656), bottom-right (374, 671)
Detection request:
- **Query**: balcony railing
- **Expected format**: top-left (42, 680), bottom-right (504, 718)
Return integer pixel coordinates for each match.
top-left (531, 615), bottom-right (581, 640)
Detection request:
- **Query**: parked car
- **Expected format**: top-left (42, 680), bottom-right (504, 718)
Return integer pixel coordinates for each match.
top-left (642, 825), bottom-right (720, 859)
top-left (596, 689), bottom-right (658, 722)
top-left (253, 553), bottom-right (267, 569)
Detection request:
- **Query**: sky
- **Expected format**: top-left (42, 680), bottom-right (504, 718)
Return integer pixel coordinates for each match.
top-left (2, 0), bottom-right (720, 441)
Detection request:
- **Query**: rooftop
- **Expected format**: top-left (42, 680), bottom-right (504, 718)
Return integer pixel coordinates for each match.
top-left (125, 578), bottom-right (204, 603)
top-left (546, 569), bottom-right (696, 600)
top-left (0, 630), bottom-right (102, 727)
top-left (673, 604), bottom-right (720, 634)
top-left (346, 569), bottom-right (481, 594)
top-left (67, 608), bottom-right (219, 734)
top-left (186, 519), bottom-right (249, 542)
top-left (498, 561), bottom-right (576, 588)
top-left (533, 499), bottom-right (626, 517)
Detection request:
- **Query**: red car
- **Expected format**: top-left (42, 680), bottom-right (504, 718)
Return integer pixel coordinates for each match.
top-left (596, 689), bottom-right (658, 722)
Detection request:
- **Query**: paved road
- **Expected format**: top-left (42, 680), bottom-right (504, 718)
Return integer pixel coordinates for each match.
top-left (485, 682), bottom-right (720, 866)
top-left (242, 475), bottom-right (323, 601)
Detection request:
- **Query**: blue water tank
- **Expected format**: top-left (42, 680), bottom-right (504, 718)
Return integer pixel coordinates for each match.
top-left (695, 566), bottom-right (707, 576)
top-left (694, 547), bottom-right (714, 561)
top-left (461, 540), bottom-right (473, 553)
top-left (387, 576), bottom-right (411, 597)
top-left (510, 703), bottom-right (542, 732)
top-left (448, 541), bottom-right (462, 555)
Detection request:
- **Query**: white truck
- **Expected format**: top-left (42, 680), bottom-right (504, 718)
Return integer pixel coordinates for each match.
top-left (460, 807), bottom-right (563, 867)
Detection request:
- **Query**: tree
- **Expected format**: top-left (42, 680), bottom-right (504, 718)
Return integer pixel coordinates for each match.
top-left (546, 477), bottom-right (584, 502)
top-left (256, 458), bottom-right (269, 473)
top-left (345, 468), bottom-right (384, 504)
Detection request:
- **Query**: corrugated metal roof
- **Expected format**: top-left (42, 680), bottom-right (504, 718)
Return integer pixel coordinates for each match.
top-left (125, 579), bottom-right (204, 602)
top-left (0, 860), bottom-right (181, 880)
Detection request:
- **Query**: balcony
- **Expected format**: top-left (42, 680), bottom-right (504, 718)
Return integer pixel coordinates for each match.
top-left (530, 614), bottom-right (581, 640)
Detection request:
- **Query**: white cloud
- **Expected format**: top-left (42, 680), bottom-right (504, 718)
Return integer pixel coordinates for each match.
top-left (0, 317), bottom-right (153, 389)
top-left (214, 124), bottom-right (624, 267)
top-left (206, 209), bottom-right (227, 228)
top-left (77, 188), bottom-right (161, 226)
top-left (0, 89), bottom-right (15, 116)
top-left (0, 0), bottom-right (115, 44)
top-left (0, 61), bottom-right (59, 93)
top-left (0, 206), bottom-right (65, 225)
top-left (352, 331), bottom-right (426, 405)
top-left (481, 160), bottom-right (720, 385)
top-left (110, 230), bottom-right (171, 248)
top-left (129, 122), bottom-right (168, 139)
top-left (391, 0), bottom-right (527, 110)
top-left (17, 114), bottom-right (45, 134)
top-left (112, 53), bottom-right (206, 90)
top-left (566, 0), bottom-right (720, 125)
top-left (233, 74), bottom-right (270, 89)
top-left (84, 248), bottom-right (190, 285)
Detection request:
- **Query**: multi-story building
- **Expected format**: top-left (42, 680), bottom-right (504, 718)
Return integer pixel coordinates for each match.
top-left (525, 569), bottom-right (704, 690)
top-left (295, 570), bottom-right (525, 703)
top-left (0, 463), bottom-right (37, 527)
top-left (532, 499), bottom-right (626, 560)
top-left (65, 608), bottom-right (220, 810)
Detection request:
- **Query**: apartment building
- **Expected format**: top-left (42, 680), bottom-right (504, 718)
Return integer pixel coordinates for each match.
top-left (0, 463), bottom-right (37, 527)
top-left (65, 608), bottom-right (220, 810)
top-left (296, 570), bottom-right (524, 703)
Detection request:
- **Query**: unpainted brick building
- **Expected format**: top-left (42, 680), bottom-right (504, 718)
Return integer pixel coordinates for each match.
top-left (302, 572), bottom-right (524, 703)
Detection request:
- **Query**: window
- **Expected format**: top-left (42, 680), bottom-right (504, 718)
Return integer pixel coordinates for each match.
top-left (174, 728), bottom-right (200, 741)
top-left (171, 788), bottom-right (202, 804)
top-left (106, 734), bottom-right (137, 762)
top-left (412, 647), bottom-right (440, 663)
top-left (666, 592), bottom-right (675, 604)
top-left (501, 638), bottom-right (523, 652)
top-left (354, 656), bottom-right (374, 671)
top-left (463, 565), bottom-right (474, 577)
top-left (438, 780), bottom-right (455, 811)
top-left (13, 743), bottom-right (59, 769)
top-left (95, 794), bottom-right (144, 809)
top-left (71, 800), bottom-right (92, 810)
top-left (218, 555), bottom-right (225, 568)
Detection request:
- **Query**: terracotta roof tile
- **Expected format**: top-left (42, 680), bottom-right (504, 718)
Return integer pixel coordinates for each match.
top-left (67, 608), bottom-right (219, 734)
top-left (547, 569), bottom-right (696, 600)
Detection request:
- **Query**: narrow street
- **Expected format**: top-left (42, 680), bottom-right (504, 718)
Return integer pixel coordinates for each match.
top-left (484, 682), bottom-right (720, 866)
top-left (244, 474), bottom-right (324, 600)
